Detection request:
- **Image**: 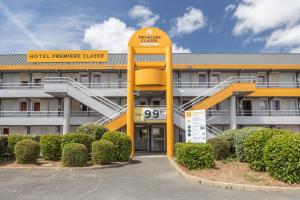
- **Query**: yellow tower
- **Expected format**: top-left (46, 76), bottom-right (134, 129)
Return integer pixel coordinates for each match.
top-left (127, 27), bottom-right (174, 157)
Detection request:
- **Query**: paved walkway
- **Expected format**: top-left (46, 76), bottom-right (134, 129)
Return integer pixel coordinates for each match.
top-left (0, 156), bottom-right (299, 200)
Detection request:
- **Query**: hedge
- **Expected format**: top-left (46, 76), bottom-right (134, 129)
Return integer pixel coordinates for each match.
top-left (61, 133), bottom-right (94, 153)
top-left (92, 140), bottom-right (115, 165)
top-left (102, 131), bottom-right (131, 162)
top-left (14, 139), bottom-right (40, 164)
top-left (175, 142), bottom-right (215, 170)
top-left (7, 135), bottom-right (32, 155)
top-left (77, 123), bottom-right (108, 140)
top-left (244, 128), bottom-right (291, 171)
top-left (61, 143), bottom-right (88, 167)
top-left (264, 134), bottom-right (300, 184)
top-left (217, 129), bottom-right (238, 155)
top-left (40, 134), bottom-right (62, 161)
top-left (0, 136), bottom-right (8, 159)
top-left (207, 137), bottom-right (231, 160)
top-left (234, 127), bottom-right (264, 162)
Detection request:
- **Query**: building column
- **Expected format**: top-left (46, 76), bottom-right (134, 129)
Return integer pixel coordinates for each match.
top-left (166, 46), bottom-right (174, 157)
top-left (127, 47), bottom-right (135, 157)
top-left (63, 96), bottom-right (71, 134)
top-left (230, 95), bottom-right (237, 129)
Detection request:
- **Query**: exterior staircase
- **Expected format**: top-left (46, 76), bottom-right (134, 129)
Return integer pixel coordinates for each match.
top-left (44, 77), bottom-right (124, 117)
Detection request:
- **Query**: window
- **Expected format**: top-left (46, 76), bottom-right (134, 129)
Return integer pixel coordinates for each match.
top-left (3, 128), bottom-right (9, 135)
top-left (92, 75), bottom-right (101, 83)
top-left (199, 75), bottom-right (207, 87)
top-left (34, 79), bottom-right (42, 86)
top-left (271, 100), bottom-right (280, 111)
top-left (80, 75), bottom-right (89, 83)
top-left (21, 81), bottom-right (28, 86)
top-left (33, 102), bottom-right (40, 111)
top-left (20, 101), bottom-right (28, 111)
top-left (211, 75), bottom-right (220, 86)
top-left (257, 76), bottom-right (266, 85)
top-left (152, 101), bottom-right (160, 106)
top-left (258, 100), bottom-right (267, 110)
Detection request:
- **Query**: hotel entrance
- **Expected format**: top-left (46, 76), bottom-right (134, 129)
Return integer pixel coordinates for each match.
top-left (134, 125), bottom-right (166, 152)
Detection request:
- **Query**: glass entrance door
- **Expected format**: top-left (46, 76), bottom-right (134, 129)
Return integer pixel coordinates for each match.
top-left (151, 125), bottom-right (165, 152)
top-left (134, 126), bottom-right (149, 151)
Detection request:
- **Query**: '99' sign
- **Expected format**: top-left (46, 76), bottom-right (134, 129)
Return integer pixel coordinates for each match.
top-left (143, 108), bottom-right (166, 120)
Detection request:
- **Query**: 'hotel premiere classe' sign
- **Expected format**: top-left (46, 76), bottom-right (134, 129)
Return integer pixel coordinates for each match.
top-left (27, 50), bottom-right (108, 63)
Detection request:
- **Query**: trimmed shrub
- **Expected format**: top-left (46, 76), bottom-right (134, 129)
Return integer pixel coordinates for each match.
top-left (61, 143), bottom-right (88, 167)
top-left (175, 142), bottom-right (215, 170)
top-left (264, 134), bottom-right (300, 184)
top-left (7, 135), bottom-right (32, 155)
top-left (40, 134), bottom-right (62, 161)
top-left (61, 133), bottom-right (94, 153)
top-left (14, 139), bottom-right (40, 164)
top-left (92, 140), bottom-right (115, 165)
top-left (77, 123), bottom-right (108, 140)
top-left (0, 136), bottom-right (8, 159)
top-left (234, 127), bottom-right (264, 162)
top-left (207, 137), bottom-right (231, 160)
top-left (217, 129), bottom-right (239, 155)
top-left (244, 128), bottom-right (291, 171)
top-left (102, 131), bottom-right (131, 162)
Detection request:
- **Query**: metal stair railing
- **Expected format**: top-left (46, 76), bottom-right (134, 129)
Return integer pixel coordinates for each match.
top-left (178, 76), bottom-right (257, 111)
top-left (44, 77), bottom-right (122, 111)
top-left (95, 104), bottom-right (127, 125)
top-left (206, 124), bottom-right (222, 136)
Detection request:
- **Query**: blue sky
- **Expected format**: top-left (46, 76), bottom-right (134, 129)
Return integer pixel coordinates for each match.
top-left (1, 0), bottom-right (300, 53)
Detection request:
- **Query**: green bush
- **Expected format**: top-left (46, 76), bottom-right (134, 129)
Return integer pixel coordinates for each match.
top-left (40, 134), bottom-right (62, 161)
top-left (7, 135), bottom-right (32, 155)
top-left (207, 137), bottom-right (231, 160)
top-left (264, 134), bottom-right (300, 184)
top-left (175, 142), bottom-right (215, 170)
top-left (217, 129), bottom-right (239, 155)
top-left (92, 140), bottom-right (115, 165)
top-left (0, 136), bottom-right (8, 159)
top-left (234, 127), bottom-right (264, 162)
top-left (61, 133), bottom-right (94, 153)
top-left (102, 131), bottom-right (131, 162)
top-left (61, 143), bottom-right (88, 167)
top-left (14, 139), bottom-right (40, 164)
top-left (244, 128), bottom-right (291, 171)
top-left (77, 123), bottom-right (108, 140)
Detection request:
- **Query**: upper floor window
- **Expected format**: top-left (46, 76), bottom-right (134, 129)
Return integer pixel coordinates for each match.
top-left (211, 75), bottom-right (220, 84)
top-left (19, 101), bottom-right (28, 111)
top-left (271, 100), bottom-right (280, 111)
top-left (92, 75), bottom-right (101, 83)
top-left (34, 79), bottom-right (42, 86)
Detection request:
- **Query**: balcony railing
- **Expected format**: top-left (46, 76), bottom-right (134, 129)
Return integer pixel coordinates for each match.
top-left (2, 81), bottom-right (300, 89)
top-left (0, 82), bottom-right (126, 89)
top-left (0, 111), bottom-right (102, 117)
top-left (206, 110), bottom-right (300, 116)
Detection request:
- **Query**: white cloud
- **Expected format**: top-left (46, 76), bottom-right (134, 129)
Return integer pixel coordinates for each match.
top-left (128, 5), bottom-right (159, 27)
top-left (171, 7), bottom-right (205, 36)
top-left (266, 25), bottom-right (300, 48)
top-left (290, 46), bottom-right (300, 53)
top-left (172, 43), bottom-right (191, 53)
top-left (233, 0), bottom-right (300, 35)
top-left (83, 17), bottom-right (135, 53)
top-left (224, 4), bottom-right (236, 15)
top-left (231, 0), bottom-right (300, 53)
top-left (83, 17), bottom-right (191, 53)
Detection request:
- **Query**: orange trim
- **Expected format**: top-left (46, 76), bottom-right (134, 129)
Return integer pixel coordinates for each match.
top-left (2, 64), bottom-right (300, 71)
top-left (248, 88), bottom-right (300, 97)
